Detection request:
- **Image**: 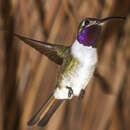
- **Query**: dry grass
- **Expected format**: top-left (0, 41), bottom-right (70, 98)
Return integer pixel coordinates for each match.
top-left (0, 0), bottom-right (130, 130)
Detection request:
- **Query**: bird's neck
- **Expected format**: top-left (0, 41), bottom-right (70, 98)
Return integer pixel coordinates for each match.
top-left (71, 40), bottom-right (98, 64)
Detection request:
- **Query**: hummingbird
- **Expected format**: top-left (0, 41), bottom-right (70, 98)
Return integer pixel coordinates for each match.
top-left (1, 16), bottom-right (125, 127)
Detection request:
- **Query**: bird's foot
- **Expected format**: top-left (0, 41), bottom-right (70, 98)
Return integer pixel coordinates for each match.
top-left (66, 87), bottom-right (73, 97)
top-left (79, 89), bottom-right (85, 100)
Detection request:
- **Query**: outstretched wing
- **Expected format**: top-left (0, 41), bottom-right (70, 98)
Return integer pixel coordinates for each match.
top-left (2, 31), bottom-right (69, 65)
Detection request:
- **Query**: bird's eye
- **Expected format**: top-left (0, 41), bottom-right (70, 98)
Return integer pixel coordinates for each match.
top-left (85, 20), bottom-right (90, 25)
top-left (78, 19), bottom-right (90, 34)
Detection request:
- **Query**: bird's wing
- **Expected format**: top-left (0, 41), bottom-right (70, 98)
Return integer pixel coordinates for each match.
top-left (2, 31), bottom-right (70, 65)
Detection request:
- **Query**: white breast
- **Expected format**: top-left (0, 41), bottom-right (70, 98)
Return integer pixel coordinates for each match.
top-left (54, 40), bottom-right (98, 99)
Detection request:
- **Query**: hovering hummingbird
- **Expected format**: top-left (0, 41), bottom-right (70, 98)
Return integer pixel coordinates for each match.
top-left (1, 16), bottom-right (125, 127)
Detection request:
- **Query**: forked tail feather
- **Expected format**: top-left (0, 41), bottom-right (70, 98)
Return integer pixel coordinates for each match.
top-left (27, 94), bottom-right (64, 127)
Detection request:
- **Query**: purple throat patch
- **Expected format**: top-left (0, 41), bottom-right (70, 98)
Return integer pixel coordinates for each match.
top-left (77, 25), bottom-right (101, 47)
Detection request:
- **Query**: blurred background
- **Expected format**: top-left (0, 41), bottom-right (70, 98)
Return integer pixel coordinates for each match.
top-left (0, 0), bottom-right (130, 130)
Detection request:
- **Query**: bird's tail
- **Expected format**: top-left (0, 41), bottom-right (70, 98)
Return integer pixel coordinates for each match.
top-left (27, 94), bottom-right (64, 127)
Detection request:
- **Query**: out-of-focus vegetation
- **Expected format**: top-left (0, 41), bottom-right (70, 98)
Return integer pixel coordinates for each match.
top-left (0, 0), bottom-right (130, 130)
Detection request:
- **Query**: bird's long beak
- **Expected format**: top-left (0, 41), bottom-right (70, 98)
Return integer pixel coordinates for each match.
top-left (99, 16), bottom-right (126, 25)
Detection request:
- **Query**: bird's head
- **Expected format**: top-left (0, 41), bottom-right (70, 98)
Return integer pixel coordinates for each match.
top-left (77, 16), bottom-right (125, 47)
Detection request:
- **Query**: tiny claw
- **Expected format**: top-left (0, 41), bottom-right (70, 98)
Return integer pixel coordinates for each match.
top-left (79, 89), bottom-right (85, 100)
top-left (66, 87), bottom-right (73, 97)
